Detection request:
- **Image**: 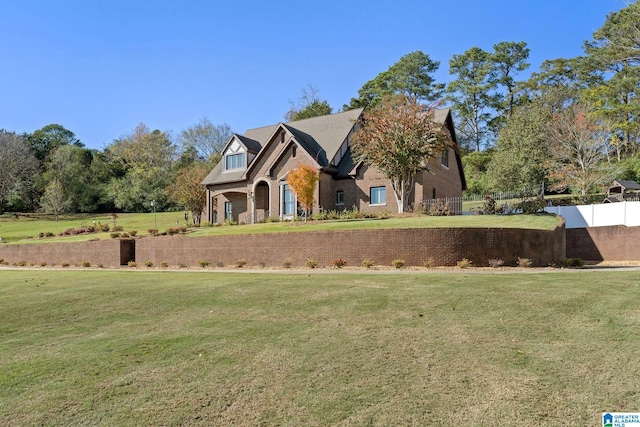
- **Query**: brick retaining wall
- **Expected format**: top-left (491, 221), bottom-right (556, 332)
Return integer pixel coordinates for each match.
top-left (0, 239), bottom-right (132, 267)
top-left (135, 225), bottom-right (566, 268)
top-left (567, 226), bottom-right (640, 261)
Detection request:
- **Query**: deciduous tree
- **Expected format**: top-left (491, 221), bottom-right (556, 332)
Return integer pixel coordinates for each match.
top-left (0, 131), bottom-right (38, 214)
top-left (285, 84), bottom-right (333, 121)
top-left (351, 95), bottom-right (450, 213)
top-left (286, 164), bottom-right (320, 219)
top-left (180, 118), bottom-right (231, 162)
top-left (544, 103), bottom-right (620, 203)
top-left (106, 124), bottom-right (177, 212)
top-left (167, 163), bottom-right (209, 225)
top-left (25, 124), bottom-right (83, 163)
top-left (40, 179), bottom-right (71, 221)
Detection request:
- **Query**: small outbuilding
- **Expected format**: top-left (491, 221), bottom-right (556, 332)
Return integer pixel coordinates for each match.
top-left (603, 180), bottom-right (640, 203)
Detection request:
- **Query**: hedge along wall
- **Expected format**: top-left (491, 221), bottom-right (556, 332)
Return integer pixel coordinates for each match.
top-left (567, 225), bottom-right (640, 261)
top-left (135, 225), bottom-right (566, 268)
top-left (0, 239), bottom-right (134, 267)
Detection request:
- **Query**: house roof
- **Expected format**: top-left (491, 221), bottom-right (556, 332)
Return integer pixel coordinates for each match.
top-left (611, 180), bottom-right (640, 190)
top-left (203, 108), bottom-right (364, 186)
top-left (202, 106), bottom-right (466, 191)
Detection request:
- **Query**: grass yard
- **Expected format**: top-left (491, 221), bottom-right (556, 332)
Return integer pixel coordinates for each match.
top-left (0, 212), bottom-right (562, 244)
top-left (1, 269), bottom-right (638, 426)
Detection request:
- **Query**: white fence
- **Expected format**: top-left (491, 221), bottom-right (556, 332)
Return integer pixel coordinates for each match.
top-left (544, 201), bottom-right (640, 228)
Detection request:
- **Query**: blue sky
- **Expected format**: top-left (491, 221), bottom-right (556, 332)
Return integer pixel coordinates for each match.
top-left (0, 0), bottom-right (625, 149)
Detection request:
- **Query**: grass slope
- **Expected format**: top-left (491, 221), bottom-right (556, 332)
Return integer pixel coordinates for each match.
top-left (1, 270), bottom-right (638, 426)
top-left (0, 212), bottom-right (562, 244)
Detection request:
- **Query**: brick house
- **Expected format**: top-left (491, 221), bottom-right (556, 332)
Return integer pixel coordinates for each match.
top-left (202, 108), bottom-right (466, 224)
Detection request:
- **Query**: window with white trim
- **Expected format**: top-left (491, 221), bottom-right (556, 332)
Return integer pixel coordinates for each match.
top-left (224, 201), bottom-right (233, 221)
top-left (336, 190), bottom-right (344, 206)
top-left (283, 184), bottom-right (295, 216)
top-left (225, 153), bottom-right (244, 170)
top-left (370, 186), bottom-right (386, 205)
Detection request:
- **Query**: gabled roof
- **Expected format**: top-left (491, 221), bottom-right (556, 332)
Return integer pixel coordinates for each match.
top-left (612, 180), bottom-right (640, 190)
top-left (203, 108), bottom-right (364, 186)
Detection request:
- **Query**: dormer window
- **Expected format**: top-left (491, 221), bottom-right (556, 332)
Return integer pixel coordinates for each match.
top-left (223, 139), bottom-right (247, 171)
top-left (225, 153), bottom-right (244, 170)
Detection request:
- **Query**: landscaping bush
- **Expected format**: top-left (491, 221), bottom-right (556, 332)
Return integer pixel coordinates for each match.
top-left (110, 232), bottom-right (120, 239)
top-left (427, 200), bottom-right (454, 216)
top-left (40, 261), bottom-right (47, 267)
top-left (457, 258), bottom-right (473, 269)
top-left (283, 261), bottom-right (292, 269)
top-left (306, 259), bottom-right (318, 269)
top-left (333, 258), bottom-right (347, 268)
top-left (17, 260), bottom-right (26, 267)
top-left (423, 257), bottom-right (436, 268)
top-left (144, 260), bottom-right (154, 268)
top-left (160, 262), bottom-right (168, 268)
top-left (235, 259), bottom-right (247, 268)
top-left (556, 257), bottom-right (584, 268)
top-left (61, 262), bottom-right (70, 268)
top-left (488, 259), bottom-right (505, 268)
top-left (198, 260), bottom-right (210, 268)
top-left (81, 261), bottom-right (91, 268)
top-left (517, 257), bottom-right (533, 268)
top-left (362, 259), bottom-right (374, 269)
top-left (392, 259), bottom-right (405, 269)
top-left (129, 230), bottom-right (138, 237)
top-left (127, 261), bottom-right (137, 268)
top-left (112, 225), bottom-right (124, 232)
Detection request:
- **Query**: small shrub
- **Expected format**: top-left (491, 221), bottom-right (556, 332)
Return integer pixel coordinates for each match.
top-left (178, 263), bottom-right (187, 268)
top-left (423, 257), bottom-right (436, 268)
top-left (40, 261), bottom-right (47, 267)
top-left (112, 225), bottom-right (124, 232)
top-left (362, 259), bottom-right (374, 269)
top-left (129, 230), bottom-right (138, 237)
top-left (120, 232), bottom-right (129, 238)
top-left (488, 258), bottom-right (505, 268)
top-left (148, 229), bottom-right (158, 236)
top-left (283, 261), bottom-right (292, 269)
top-left (97, 263), bottom-right (104, 268)
top-left (61, 261), bottom-right (70, 268)
top-left (235, 259), bottom-right (247, 268)
top-left (457, 258), bottom-right (473, 269)
top-left (333, 258), bottom-right (347, 268)
top-left (128, 261), bottom-right (137, 268)
top-left (160, 261), bottom-right (168, 268)
top-left (427, 200), bottom-right (454, 216)
top-left (29, 261), bottom-right (36, 266)
top-left (517, 257), bottom-right (533, 268)
top-left (306, 259), bottom-right (318, 269)
top-left (482, 195), bottom-right (496, 215)
top-left (392, 259), bottom-right (405, 269)
top-left (81, 261), bottom-right (91, 268)
top-left (110, 232), bottom-right (120, 239)
top-left (216, 261), bottom-right (224, 267)
top-left (266, 216), bottom-right (281, 223)
top-left (17, 260), bottom-right (26, 266)
top-left (198, 259), bottom-right (210, 268)
top-left (0, 258), bottom-right (4, 264)
top-left (514, 197), bottom-right (546, 214)
top-left (144, 260), bottom-right (154, 268)
top-left (556, 257), bottom-right (584, 268)
top-left (96, 222), bottom-right (110, 232)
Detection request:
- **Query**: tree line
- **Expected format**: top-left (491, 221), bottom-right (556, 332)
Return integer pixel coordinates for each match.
top-left (0, 120), bottom-right (230, 221)
top-left (2, 2), bottom-right (638, 216)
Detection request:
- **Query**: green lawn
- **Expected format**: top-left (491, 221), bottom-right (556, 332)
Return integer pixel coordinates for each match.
top-left (1, 269), bottom-right (637, 426)
top-left (0, 212), bottom-right (562, 244)
top-left (0, 212), bottom-right (190, 244)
